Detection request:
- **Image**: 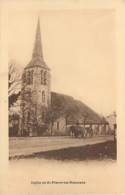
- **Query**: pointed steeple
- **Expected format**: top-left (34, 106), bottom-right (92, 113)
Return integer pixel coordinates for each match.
top-left (26, 18), bottom-right (49, 69)
top-left (32, 17), bottom-right (44, 60)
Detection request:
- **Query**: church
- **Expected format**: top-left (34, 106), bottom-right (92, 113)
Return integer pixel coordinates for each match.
top-left (17, 18), bottom-right (109, 137)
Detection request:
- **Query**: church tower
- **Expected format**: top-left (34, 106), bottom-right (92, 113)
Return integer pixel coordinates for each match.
top-left (20, 18), bottom-right (51, 136)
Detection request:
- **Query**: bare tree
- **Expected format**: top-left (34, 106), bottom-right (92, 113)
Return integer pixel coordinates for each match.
top-left (8, 60), bottom-right (22, 108)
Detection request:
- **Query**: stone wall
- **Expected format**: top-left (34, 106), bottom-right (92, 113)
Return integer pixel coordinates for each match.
top-left (19, 65), bottom-right (51, 136)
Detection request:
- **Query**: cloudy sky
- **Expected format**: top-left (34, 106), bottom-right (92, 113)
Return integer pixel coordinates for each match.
top-left (8, 9), bottom-right (116, 116)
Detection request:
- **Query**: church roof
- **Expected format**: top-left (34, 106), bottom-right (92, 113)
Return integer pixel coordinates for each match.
top-left (51, 92), bottom-right (106, 124)
top-left (25, 18), bottom-right (49, 70)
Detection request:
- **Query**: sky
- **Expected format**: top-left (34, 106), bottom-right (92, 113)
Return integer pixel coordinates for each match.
top-left (8, 9), bottom-right (116, 116)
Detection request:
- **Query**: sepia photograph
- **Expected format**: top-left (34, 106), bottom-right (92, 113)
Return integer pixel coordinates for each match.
top-left (9, 9), bottom-right (117, 162)
top-left (2, 1), bottom-right (125, 194)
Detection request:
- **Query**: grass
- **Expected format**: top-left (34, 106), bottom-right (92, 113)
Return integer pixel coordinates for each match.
top-left (10, 140), bottom-right (117, 161)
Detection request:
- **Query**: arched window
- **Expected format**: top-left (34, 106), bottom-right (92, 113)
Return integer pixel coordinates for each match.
top-left (44, 71), bottom-right (47, 85)
top-left (42, 91), bottom-right (45, 103)
top-left (22, 72), bottom-right (26, 83)
top-left (27, 71), bottom-right (30, 85)
top-left (26, 70), bottom-right (33, 85)
top-left (41, 70), bottom-right (44, 84)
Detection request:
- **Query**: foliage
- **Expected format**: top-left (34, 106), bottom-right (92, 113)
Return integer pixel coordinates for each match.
top-left (8, 60), bottom-right (22, 108)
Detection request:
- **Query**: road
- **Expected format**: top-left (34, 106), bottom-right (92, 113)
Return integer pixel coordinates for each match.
top-left (9, 135), bottom-right (114, 158)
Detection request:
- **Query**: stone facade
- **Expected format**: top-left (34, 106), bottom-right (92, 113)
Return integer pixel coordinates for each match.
top-left (19, 18), bottom-right (51, 136)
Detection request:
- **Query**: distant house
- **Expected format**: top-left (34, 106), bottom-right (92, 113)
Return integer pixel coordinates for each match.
top-left (106, 112), bottom-right (117, 132)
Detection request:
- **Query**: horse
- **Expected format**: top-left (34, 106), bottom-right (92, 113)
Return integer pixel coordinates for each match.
top-left (70, 125), bottom-right (93, 138)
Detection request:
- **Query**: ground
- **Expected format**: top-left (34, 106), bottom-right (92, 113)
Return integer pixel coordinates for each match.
top-left (9, 135), bottom-right (116, 160)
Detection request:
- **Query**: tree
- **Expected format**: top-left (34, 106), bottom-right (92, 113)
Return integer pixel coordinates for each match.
top-left (45, 107), bottom-right (62, 135)
top-left (8, 60), bottom-right (22, 108)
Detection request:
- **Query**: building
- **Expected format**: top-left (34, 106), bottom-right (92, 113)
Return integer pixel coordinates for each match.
top-left (106, 112), bottom-right (117, 132)
top-left (16, 18), bottom-right (109, 137)
top-left (46, 92), bottom-right (109, 136)
top-left (19, 18), bottom-right (51, 136)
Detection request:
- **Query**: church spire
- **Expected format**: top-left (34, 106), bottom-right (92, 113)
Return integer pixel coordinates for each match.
top-left (32, 17), bottom-right (44, 61)
top-left (26, 17), bottom-right (49, 69)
